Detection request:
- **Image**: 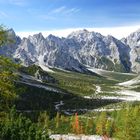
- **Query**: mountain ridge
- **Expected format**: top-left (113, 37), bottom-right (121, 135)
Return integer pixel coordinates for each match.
top-left (1, 28), bottom-right (140, 73)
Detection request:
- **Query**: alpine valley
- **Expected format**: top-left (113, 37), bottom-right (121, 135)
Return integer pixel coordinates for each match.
top-left (1, 28), bottom-right (140, 140)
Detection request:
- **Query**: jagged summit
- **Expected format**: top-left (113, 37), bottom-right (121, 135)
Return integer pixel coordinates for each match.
top-left (122, 28), bottom-right (140, 72)
top-left (1, 28), bottom-right (140, 73)
top-left (129, 28), bottom-right (140, 36)
top-left (67, 29), bottom-right (103, 39)
top-left (32, 32), bottom-right (44, 38)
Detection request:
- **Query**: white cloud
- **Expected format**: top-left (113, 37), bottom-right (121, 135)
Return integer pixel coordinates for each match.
top-left (64, 8), bottom-right (80, 14)
top-left (0, 11), bottom-right (8, 18)
top-left (38, 6), bottom-right (80, 21)
top-left (88, 25), bottom-right (140, 39)
top-left (16, 25), bottom-right (140, 39)
top-left (52, 6), bottom-right (66, 14)
top-left (50, 6), bottom-right (80, 15)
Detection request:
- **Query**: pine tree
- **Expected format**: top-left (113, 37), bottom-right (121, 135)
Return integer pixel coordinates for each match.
top-left (0, 25), bottom-right (7, 46)
top-left (105, 119), bottom-right (115, 138)
top-left (55, 112), bottom-right (60, 129)
top-left (85, 118), bottom-right (89, 134)
top-left (96, 112), bottom-right (107, 136)
top-left (0, 25), bottom-right (14, 46)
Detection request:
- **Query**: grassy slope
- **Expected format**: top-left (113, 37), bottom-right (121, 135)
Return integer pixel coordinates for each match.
top-left (49, 69), bottom-right (117, 97)
top-left (16, 65), bottom-right (139, 117)
top-left (49, 68), bottom-right (137, 97)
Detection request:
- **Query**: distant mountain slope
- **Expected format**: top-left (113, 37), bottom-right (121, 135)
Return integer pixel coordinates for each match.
top-left (1, 28), bottom-right (140, 73)
top-left (122, 29), bottom-right (140, 73)
top-left (67, 30), bottom-right (131, 72)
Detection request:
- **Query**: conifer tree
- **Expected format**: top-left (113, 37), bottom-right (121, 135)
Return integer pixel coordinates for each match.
top-left (55, 112), bottom-right (60, 129)
top-left (105, 119), bottom-right (114, 137)
top-left (96, 112), bottom-right (107, 136)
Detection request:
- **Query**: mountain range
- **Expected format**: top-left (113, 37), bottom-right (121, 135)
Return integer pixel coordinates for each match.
top-left (0, 28), bottom-right (140, 73)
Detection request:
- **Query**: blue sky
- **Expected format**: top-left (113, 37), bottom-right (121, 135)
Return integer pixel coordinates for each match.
top-left (0, 0), bottom-right (140, 38)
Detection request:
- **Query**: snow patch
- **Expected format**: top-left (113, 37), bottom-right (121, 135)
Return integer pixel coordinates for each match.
top-left (18, 81), bottom-right (61, 93)
top-left (118, 76), bottom-right (140, 86)
top-left (50, 134), bottom-right (108, 140)
top-left (37, 55), bottom-right (54, 73)
top-left (102, 90), bottom-right (140, 101)
top-left (87, 67), bottom-right (136, 76)
top-left (39, 64), bottom-right (54, 73)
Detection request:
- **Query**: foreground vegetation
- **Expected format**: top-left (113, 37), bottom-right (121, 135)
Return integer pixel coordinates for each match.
top-left (38, 104), bottom-right (140, 140)
top-left (1, 103), bottom-right (140, 140)
top-left (0, 107), bottom-right (51, 140)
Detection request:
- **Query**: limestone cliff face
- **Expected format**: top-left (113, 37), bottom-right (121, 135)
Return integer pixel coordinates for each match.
top-left (122, 29), bottom-right (140, 73)
top-left (1, 28), bottom-right (140, 73)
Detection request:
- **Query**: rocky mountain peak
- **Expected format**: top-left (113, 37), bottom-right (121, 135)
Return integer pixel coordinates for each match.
top-left (1, 28), bottom-right (140, 73)
top-left (33, 32), bottom-right (44, 39)
top-left (123, 29), bottom-right (140, 73)
top-left (67, 29), bottom-right (102, 39)
top-left (28, 33), bottom-right (45, 42)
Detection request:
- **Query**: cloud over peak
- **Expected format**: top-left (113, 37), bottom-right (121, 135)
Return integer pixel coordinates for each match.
top-left (16, 25), bottom-right (140, 39)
